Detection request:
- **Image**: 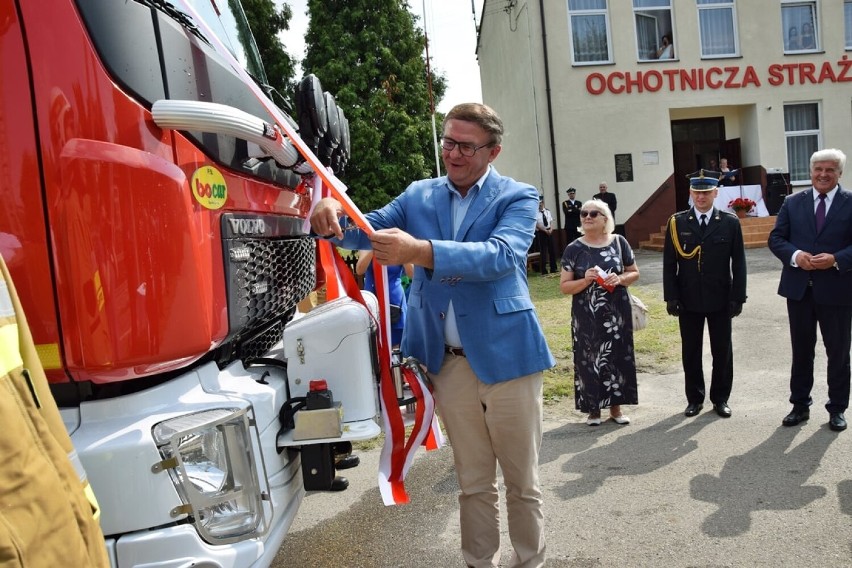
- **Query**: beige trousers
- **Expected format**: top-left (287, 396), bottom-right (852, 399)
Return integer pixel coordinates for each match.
top-left (431, 354), bottom-right (545, 568)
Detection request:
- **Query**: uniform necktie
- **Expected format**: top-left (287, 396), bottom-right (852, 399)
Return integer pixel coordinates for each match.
top-left (700, 214), bottom-right (707, 229)
top-left (815, 194), bottom-right (827, 233)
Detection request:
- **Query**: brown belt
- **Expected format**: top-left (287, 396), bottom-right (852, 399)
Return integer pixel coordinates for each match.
top-left (444, 345), bottom-right (466, 357)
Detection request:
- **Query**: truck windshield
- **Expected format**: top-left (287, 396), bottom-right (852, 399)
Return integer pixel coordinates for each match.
top-left (175, 0), bottom-right (269, 86)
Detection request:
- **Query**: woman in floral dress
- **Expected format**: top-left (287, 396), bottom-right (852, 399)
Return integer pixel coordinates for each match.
top-left (559, 200), bottom-right (640, 425)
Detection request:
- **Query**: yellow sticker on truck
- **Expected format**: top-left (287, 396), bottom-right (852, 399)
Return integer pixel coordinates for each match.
top-left (191, 166), bottom-right (228, 210)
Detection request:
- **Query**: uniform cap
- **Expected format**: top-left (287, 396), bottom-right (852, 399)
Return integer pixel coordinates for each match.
top-left (688, 169), bottom-right (721, 191)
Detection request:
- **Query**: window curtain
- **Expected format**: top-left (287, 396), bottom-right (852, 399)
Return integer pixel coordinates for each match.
top-left (784, 104), bottom-right (819, 182)
top-left (569, 0), bottom-right (606, 9)
top-left (572, 15), bottom-right (609, 62)
top-left (782, 4), bottom-right (816, 51)
top-left (698, 7), bottom-right (735, 56)
top-left (636, 14), bottom-right (658, 60)
top-left (570, 0), bottom-right (609, 62)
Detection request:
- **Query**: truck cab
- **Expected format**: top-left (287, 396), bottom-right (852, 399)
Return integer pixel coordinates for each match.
top-left (0, 1), bottom-right (371, 565)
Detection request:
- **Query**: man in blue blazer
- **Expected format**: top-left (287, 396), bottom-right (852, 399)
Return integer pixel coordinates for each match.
top-left (768, 148), bottom-right (852, 432)
top-left (311, 103), bottom-right (554, 568)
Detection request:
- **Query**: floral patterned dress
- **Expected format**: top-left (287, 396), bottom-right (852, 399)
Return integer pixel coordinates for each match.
top-left (561, 235), bottom-right (638, 413)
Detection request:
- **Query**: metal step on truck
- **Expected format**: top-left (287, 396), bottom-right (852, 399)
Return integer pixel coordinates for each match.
top-left (0, 1), bottom-right (383, 566)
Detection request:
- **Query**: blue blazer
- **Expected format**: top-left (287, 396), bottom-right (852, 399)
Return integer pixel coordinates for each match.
top-left (768, 186), bottom-right (852, 304)
top-left (337, 168), bottom-right (555, 383)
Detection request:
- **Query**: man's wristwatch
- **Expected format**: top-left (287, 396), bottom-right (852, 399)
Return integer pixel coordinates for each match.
top-left (834, 261), bottom-right (840, 270)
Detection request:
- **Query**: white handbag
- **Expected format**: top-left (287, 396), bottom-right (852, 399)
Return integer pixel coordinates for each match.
top-left (615, 236), bottom-right (648, 331)
top-left (629, 293), bottom-right (649, 331)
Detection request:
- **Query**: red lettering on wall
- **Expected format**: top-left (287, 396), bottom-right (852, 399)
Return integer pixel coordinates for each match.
top-left (706, 67), bottom-right (723, 89)
top-left (644, 70), bottom-right (663, 92)
top-left (607, 72), bottom-right (625, 94)
top-left (741, 65), bottom-right (761, 88)
top-left (586, 73), bottom-right (607, 94)
top-left (723, 67), bottom-right (740, 88)
top-left (818, 61), bottom-right (837, 83)
top-left (799, 63), bottom-right (817, 84)
top-left (584, 60), bottom-right (844, 94)
top-left (624, 72), bottom-right (643, 93)
top-left (681, 68), bottom-right (698, 91)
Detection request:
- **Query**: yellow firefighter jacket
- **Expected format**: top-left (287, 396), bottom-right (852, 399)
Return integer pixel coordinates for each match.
top-left (0, 255), bottom-right (109, 567)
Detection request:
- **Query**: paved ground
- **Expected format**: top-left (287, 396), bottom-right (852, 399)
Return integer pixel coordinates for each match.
top-left (273, 247), bottom-right (852, 568)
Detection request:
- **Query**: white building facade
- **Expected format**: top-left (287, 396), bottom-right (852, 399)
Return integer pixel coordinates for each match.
top-left (477, 0), bottom-right (852, 243)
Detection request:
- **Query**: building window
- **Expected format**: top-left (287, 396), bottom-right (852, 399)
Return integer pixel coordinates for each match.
top-left (568, 0), bottom-right (612, 64)
top-left (844, 1), bottom-right (852, 49)
top-left (784, 103), bottom-right (820, 183)
top-left (782, 1), bottom-right (819, 52)
top-left (634, 0), bottom-right (675, 61)
top-left (697, 0), bottom-right (738, 58)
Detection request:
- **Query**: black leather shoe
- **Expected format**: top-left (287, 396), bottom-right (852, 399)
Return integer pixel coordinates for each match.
top-left (684, 403), bottom-right (703, 417)
top-left (713, 402), bottom-right (732, 418)
top-left (335, 454), bottom-right (360, 470)
top-left (782, 407), bottom-right (809, 426)
top-left (829, 412), bottom-right (847, 432)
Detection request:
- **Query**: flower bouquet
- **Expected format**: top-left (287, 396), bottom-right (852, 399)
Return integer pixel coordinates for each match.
top-left (728, 197), bottom-right (756, 216)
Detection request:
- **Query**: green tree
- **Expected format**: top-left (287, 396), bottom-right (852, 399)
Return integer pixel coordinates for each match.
top-left (302, 0), bottom-right (446, 211)
top-left (239, 0), bottom-right (298, 98)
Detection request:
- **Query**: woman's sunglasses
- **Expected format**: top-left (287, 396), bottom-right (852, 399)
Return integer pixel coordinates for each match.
top-left (580, 210), bottom-right (602, 218)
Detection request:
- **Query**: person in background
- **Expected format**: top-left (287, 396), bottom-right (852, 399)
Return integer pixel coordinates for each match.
top-left (768, 148), bottom-right (852, 432)
top-left (593, 181), bottom-right (617, 223)
top-left (356, 250), bottom-right (412, 347)
top-left (560, 199), bottom-right (639, 426)
top-left (562, 187), bottom-right (582, 243)
top-left (800, 21), bottom-right (816, 49)
top-left (786, 25), bottom-right (801, 50)
top-left (535, 196), bottom-right (558, 276)
top-left (663, 170), bottom-right (747, 419)
top-left (656, 34), bottom-right (674, 59)
top-left (310, 102), bottom-right (555, 568)
top-left (719, 158), bottom-right (738, 186)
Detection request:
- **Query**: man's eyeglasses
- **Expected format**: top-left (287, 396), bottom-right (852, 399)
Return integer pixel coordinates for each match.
top-left (580, 210), bottom-right (602, 218)
top-left (440, 137), bottom-right (494, 157)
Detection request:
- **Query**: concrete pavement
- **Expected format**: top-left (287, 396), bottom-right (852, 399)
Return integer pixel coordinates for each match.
top-left (274, 247), bottom-right (852, 568)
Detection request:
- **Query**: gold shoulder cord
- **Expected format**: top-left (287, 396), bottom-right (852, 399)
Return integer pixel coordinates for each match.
top-left (668, 215), bottom-right (702, 271)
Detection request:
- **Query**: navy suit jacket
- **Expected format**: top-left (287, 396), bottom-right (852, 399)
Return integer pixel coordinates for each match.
top-left (337, 168), bottom-right (555, 383)
top-left (768, 186), bottom-right (852, 304)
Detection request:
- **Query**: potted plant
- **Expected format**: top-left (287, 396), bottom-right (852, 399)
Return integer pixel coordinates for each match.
top-left (728, 197), bottom-right (756, 218)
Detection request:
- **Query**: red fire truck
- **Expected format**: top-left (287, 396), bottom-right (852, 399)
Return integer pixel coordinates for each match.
top-left (1, 0), bottom-right (379, 565)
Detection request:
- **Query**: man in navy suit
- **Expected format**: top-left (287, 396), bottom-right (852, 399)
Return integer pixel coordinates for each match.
top-left (769, 148), bottom-right (852, 432)
top-left (311, 103), bottom-right (555, 567)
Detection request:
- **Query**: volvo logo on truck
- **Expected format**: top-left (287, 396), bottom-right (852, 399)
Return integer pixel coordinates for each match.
top-left (228, 218), bottom-right (266, 235)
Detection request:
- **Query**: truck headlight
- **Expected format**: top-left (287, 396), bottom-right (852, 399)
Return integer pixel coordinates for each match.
top-left (152, 408), bottom-right (267, 544)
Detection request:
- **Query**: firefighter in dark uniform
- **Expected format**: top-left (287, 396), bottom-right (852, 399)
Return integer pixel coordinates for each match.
top-left (663, 170), bottom-right (747, 418)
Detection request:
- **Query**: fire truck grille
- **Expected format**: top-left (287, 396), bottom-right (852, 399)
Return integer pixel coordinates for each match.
top-left (239, 321), bottom-right (285, 362)
top-left (223, 234), bottom-right (316, 341)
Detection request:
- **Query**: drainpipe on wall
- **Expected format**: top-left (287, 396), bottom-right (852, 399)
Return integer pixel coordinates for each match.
top-left (538, 0), bottom-right (560, 228)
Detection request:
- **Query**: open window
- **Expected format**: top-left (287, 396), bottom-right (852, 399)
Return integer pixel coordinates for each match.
top-left (635, 0), bottom-right (674, 61)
